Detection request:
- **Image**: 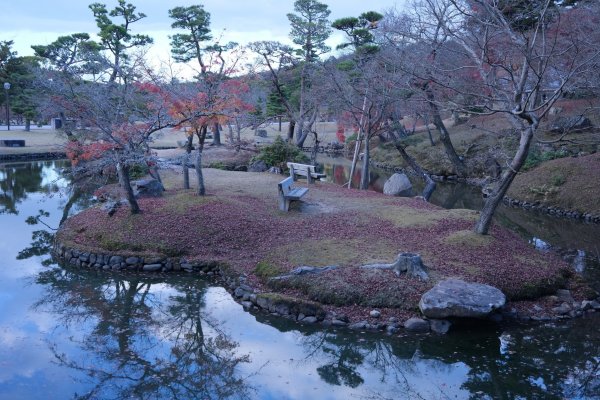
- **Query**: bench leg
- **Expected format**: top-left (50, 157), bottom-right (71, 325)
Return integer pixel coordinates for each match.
top-left (279, 195), bottom-right (291, 211)
top-left (308, 174), bottom-right (314, 184)
top-left (290, 165), bottom-right (297, 181)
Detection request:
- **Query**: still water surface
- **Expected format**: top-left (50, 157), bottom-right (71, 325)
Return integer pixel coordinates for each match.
top-left (0, 160), bottom-right (598, 399)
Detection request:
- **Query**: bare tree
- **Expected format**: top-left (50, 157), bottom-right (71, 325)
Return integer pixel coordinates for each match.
top-left (384, 0), bottom-right (600, 234)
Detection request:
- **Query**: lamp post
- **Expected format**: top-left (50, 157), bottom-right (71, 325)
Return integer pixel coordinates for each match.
top-left (3, 82), bottom-right (10, 131)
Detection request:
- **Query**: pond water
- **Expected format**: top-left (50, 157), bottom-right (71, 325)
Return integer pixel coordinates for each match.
top-left (0, 160), bottom-right (599, 399)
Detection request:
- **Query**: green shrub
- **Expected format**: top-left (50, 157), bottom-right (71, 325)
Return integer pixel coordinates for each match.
top-left (252, 136), bottom-right (308, 169)
top-left (399, 134), bottom-right (425, 147)
top-left (523, 148), bottom-right (568, 171)
top-left (128, 163), bottom-right (149, 179)
top-left (255, 261), bottom-right (284, 280)
top-left (551, 174), bottom-right (566, 186)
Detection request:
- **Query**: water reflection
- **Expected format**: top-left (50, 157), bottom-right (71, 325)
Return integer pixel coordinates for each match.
top-left (34, 267), bottom-right (254, 400)
top-left (0, 161), bottom-right (46, 214)
top-left (254, 314), bottom-right (600, 399)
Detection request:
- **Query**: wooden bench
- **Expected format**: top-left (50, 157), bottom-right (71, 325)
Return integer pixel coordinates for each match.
top-left (287, 162), bottom-right (326, 184)
top-left (278, 176), bottom-right (308, 211)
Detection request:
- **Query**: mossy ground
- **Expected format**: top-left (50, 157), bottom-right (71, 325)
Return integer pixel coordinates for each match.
top-left (56, 167), bottom-right (576, 321)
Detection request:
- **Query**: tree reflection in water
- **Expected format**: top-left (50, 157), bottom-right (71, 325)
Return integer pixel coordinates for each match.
top-left (33, 267), bottom-right (254, 400)
top-left (1, 161), bottom-right (47, 214)
top-left (259, 313), bottom-right (599, 399)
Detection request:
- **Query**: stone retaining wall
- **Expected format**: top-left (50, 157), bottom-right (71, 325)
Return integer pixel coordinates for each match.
top-left (53, 243), bottom-right (221, 273)
top-left (52, 242), bottom-right (327, 324)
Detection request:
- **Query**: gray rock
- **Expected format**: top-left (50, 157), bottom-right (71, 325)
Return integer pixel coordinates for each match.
top-left (238, 283), bottom-right (254, 293)
top-left (241, 301), bottom-right (253, 310)
top-left (556, 289), bottom-right (574, 302)
top-left (256, 296), bottom-right (270, 310)
top-left (302, 316), bottom-right (318, 324)
top-left (180, 263), bottom-right (193, 271)
top-left (101, 200), bottom-right (120, 216)
top-left (331, 319), bottom-right (347, 326)
top-left (143, 264), bottom-right (162, 272)
top-left (552, 302), bottom-right (572, 315)
top-left (370, 309), bottom-right (381, 318)
top-left (383, 173), bottom-right (413, 196)
top-left (234, 287), bottom-right (246, 298)
top-left (125, 256), bottom-right (139, 265)
top-left (349, 321), bottom-right (368, 330)
top-left (297, 313), bottom-right (306, 321)
top-left (385, 324), bottom-right (400, 335)
top-left (109, 256), bottom-right (123, 265)
top-left (404, 317), bottom-right (430, 333)
top-left (248, 160), bottom-right (268, 172)
top-left (386, 324), bottom-right (400, 335)
top-left (133, 178), bottom-right (164, 198)
top-left (430, 319), bottom-right (452, 334)
top-left (419, 279), bottom-right (506, 318)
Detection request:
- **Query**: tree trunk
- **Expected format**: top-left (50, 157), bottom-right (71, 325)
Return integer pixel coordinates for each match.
top-left (296, 108), bottom-right (318, 148)
top-left (425, 89), bottom-right (467, 177)
top-left (278, 116), bottom-right (282, 132)
top-left (196, 126), bottom-right (208, 196)
top-left (195, 150), bottom-right (205, 196)
top-left (287, 120), bottom-right (295, 142)
top-left (310, 131), bottom-right (319, 165)
top-left (183, 135), bottom-right (193, 190)
top-left (227, 121), bottom-right (235, 144)
top-left (25, 119), bottom-right (31, 132)
top-left (211, 123), bottom-right (222, 146)
top-left (475, 125), bottom-right (535, 234)
top-left (117, 162), bottom-right (141, 214)
top-left (59, 111), bottom-right (76, 141)
top-left (360, 135), bottom-right (370, 190)
top-left (424, 114), bottom-right (435, 146)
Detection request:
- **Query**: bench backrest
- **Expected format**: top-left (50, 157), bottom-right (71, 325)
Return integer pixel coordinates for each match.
top-left (278, 176), bottom-right (294, 195)
top-left (287, 162), bottom-right (316, 175)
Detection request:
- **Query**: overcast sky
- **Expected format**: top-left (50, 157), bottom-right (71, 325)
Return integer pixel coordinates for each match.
top-left (3, 0), bottom-right (402, 64)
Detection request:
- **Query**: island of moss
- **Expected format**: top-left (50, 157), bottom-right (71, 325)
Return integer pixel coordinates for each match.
top-left (54, 168), bottom-right (594, 325)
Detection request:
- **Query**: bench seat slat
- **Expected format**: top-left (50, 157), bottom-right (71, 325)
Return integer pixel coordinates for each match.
top-left (285, 187), bottom-right (308, 200)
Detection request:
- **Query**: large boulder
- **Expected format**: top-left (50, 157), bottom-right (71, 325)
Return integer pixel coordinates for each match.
top-left (550, 116), bottom-right (593, 134)
top-left (383, 173), bottom-right (413, 196)
top-left (133, 178), bottom-right (164, 198)
top-left (419, 279), bottom-right (506, 318)
top-left (248, 160), bottom-right (268, 172)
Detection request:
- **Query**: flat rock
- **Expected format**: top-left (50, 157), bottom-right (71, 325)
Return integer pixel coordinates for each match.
top-left (419, 279), bottom-right (506, 319)
top-left (404, 317), bottom-right (430, 333)
top-left (143, 264), bottom-right (162, 272)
